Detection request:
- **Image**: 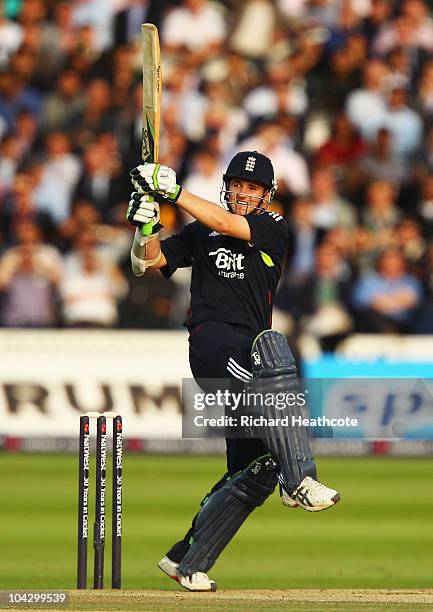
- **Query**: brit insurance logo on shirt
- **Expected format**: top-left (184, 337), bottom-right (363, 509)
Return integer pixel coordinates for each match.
top-left (209, 248), bottom-right (245, 279)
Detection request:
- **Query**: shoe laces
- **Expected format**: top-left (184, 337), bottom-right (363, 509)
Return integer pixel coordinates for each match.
top-left (301, 477), bottom-right (329, 496)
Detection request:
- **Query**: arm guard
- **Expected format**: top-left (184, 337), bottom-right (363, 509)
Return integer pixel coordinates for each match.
top-left (130, 228), bottom-right (162, 276)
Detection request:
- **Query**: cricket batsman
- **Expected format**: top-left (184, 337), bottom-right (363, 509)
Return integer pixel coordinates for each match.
top-left (126, 151), bottom-right (341, 591)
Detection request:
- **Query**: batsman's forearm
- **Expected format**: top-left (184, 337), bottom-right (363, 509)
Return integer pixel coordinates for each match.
top-left (177, 189), bottom-right (233, 234)
top-left (130, 228), bottom-right (166, 276)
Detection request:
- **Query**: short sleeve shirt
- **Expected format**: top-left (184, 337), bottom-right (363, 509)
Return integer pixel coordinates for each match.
top-left (160, 210), bottom-right (288, 335)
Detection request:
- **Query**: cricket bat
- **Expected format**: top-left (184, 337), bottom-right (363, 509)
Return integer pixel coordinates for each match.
top-left (141, 23), bottom-right (162, 236)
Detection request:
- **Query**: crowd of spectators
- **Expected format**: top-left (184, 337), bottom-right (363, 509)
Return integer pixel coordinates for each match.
top-left (1, 0), bottom-right (433, 349)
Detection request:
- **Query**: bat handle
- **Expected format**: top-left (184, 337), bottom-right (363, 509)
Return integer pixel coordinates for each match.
top-left (140, 221), bottom-right (153, 236)
top-left (140, 194), bottom-right (154, 237)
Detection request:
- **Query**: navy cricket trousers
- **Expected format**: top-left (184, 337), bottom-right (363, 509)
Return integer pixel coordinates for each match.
top-left (188, 320), bottom-right (268, 475)
top-left (166, 321), bottom-right (272, 564)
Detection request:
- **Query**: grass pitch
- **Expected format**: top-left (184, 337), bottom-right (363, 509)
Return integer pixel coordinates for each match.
top-left (1, 454), bottom-right (432, 607)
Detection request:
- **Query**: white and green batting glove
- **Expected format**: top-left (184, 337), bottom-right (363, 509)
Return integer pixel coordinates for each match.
top-left (130, 163), bottom-right (182, 203)
top-left (126, 192), bottom-right (161, 236)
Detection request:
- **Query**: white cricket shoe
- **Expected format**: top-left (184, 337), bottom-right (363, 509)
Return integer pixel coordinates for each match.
top-left (178, 571), bottom-right (217, 592)
top-left (281, 491), bottom-right (300, 508)
top-left (158, 556), bottom-right (217, 592)
top-left (158, 556), bottom-right (179, 580)
top-left (282, 476), bottom-right (340, 512)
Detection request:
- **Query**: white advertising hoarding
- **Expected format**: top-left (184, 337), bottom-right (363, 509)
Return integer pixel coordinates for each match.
top-left (0, 330), bottom-right (190, 438)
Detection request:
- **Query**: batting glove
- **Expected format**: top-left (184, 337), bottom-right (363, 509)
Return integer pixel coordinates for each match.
top-left (130, 163), bottom-right (182, 203)
top-left (126, 192), bottom-right (161, 232)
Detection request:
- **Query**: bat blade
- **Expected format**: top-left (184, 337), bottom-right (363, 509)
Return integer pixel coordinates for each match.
top-left (142, 23), bottom-right (161, 164)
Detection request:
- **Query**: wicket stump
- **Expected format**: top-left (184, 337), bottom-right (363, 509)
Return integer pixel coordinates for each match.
top-left (77, 413), bottom-right (123, 589)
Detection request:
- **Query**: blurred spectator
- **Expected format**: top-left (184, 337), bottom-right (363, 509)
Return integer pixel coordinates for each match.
top-left (322, 43), bottom-right (363, 113)
top-left (0, 115), bottom-right (7, 141)
top-left (418, 124), bottom-right (433, 173)
top-left (0, 219), bottom-right (62, 326)
top-left (310, 166), bottom-right (356, 230)
top-left (359, 127), bottom-right (409, 184)
top-left (277, 243), bottom-right (352, 351)
top-left (299, 242), bottom-right (353, 351)
top-left (315, 112), bottom-right (366, 170)
top-left (381, 85), bottom-right (423, 157)
top-left (14, 108), bottom-right (39, 160)
top-left (285, 197), bottom-right (324, 282)
top-left (323, 226), bottom-right (358, 270)
top-left (243, 60), bottom-right (308, 119)
top-left (417, 59), bottom-right (433, 116)
top-left (401, 0), bottom-right (433, 48)
top-left (59, 199), bottom-right (103, 251)
top-left (356, 179), bottom-right (401, 271)
top-left (222, 52), bottom-right (259, 106)
top-left (162, 0), bottom-right (227, 62)
top-left (352, 248), bottom-right (423, 332)
top-left (163, 74), bottom-right (248, 152)
top-left (71, 0), bottom-right (117, 52)
top-left (394, 217), bottom-right (426, 274)
top-left (416, 173), bottom-right (433, 237)
top-left (346, 31), bottom-right (369, 71)
top-left (305, 0), bottom-right (340, 26)
top-left (6, 219), bottom-right (63, 270)
top-left (70, 78), bottom-right (115, 147)
top-left (0, 0), bottom-right (432, 341)
top-left (275, 198), bottom-right (324, 322)
top-left (0, 135), bottom-right (21, 200)
top-left (0, 69), bottom-right (42, 131)
top-left (158, 62), bottom-right (204, 144)
top-left (113, 1), bottom-right (155, 45)
top-left (203, 81), bottom-right (249, 152)
top-left (17, 0), bottom-right (46, 27)
top-left (386, 47), bottom-right (412, 89)
top-left (119, 80), bottom-right (145, 166)
top-left (326, 0), bottom-right (363, 54)
top-left (110, 46), bottom-right (136, 112)
top-left (41, 69), bottom-right (85, 133)
top-left (0, 243), bottom-right (60, 327)
top-left (60, 231), bottom-right (127, 327)
top-left (229, 0), bottom-right (276, 59)
top-left (183, 148), bottom-right (224, 206)
top-left (66, 25), bottom-right (101, 79)
top-left (421, 242), bottom-right (433, 297)
top-left (362, 178), bottom-right (400, 235)
top-left (276, 0), bottom-right (306, 20)
top-left (40, 1), bottom-right (76, 70)
top-left (1, 172), bottom-right (57, 245)
top-left (373, 0), bottom-right (433, 57)
top-left (345, 58), bottom-right (389, 141)
top-left (0, 3), bottom-right (23, 67)
top-left (34, 132), bottom-right (81, 223)
top-left (73, 139), bottom-right (127, 223)
top-left (9, 47), bottom-right (40, 91)
top-left (361, 0), bottom-right (394, 46)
